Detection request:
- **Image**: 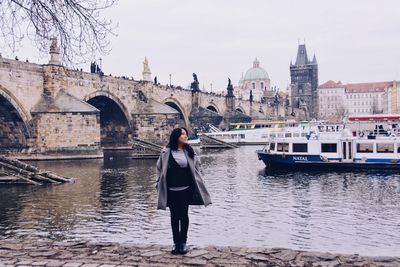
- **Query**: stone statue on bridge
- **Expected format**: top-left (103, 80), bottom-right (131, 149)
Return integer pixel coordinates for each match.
top-left (226, 77), bottom-right (234, 97)
top-left (191, 73), bottom-right (200, 92)
top-left (49, 37), bottom-right (60, 65)
top-left (142, 57), bottom-right (152, 82)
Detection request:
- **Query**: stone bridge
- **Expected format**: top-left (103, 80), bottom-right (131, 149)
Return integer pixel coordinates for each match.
top-left (0, 42), bottom-right (288, 157)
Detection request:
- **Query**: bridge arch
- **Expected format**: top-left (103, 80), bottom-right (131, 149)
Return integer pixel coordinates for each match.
top-left (163, 97), bottom-right (189, 128)
top-left (205, 103), bottom-right (220, 114)
top-left (0, 85), bottom-right (31, 150)
top-left (84, 91), bottom-right (132, 147)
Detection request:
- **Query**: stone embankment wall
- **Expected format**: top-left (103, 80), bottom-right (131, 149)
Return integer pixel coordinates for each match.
top-left (0, 238), bottom-right (398, 267)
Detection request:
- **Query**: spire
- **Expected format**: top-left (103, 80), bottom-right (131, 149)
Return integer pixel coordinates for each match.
top-left (253, 58), bottom-right (260, 68)
top-left (312, 53), bottom-right (317, 64)
top-left (295, 44), bottom-right (309, 66)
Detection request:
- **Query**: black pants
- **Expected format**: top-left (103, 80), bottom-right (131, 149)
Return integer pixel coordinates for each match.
top-left (168, 187), bottom-right (192, 244)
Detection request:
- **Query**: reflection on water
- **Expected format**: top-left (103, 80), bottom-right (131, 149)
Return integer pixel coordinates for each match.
top-left (0, 147), bottom-right (399, 256)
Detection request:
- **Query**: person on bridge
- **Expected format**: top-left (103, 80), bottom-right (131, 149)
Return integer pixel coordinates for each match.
top-left (156, 127), bottom-right (212, 255)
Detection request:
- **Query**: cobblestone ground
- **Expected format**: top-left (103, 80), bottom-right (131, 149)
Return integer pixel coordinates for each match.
top-left (0, 239), bottom-right (399, 267)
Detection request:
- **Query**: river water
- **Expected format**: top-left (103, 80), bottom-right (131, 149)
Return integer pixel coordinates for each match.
top-left (0, 146), bottom-right (399, 256)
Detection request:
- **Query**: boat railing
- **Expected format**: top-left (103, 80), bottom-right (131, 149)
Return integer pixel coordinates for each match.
top-left (208, 123), bottom-right (221, 132)
top-left (355, 128), bottom-right (400, 139)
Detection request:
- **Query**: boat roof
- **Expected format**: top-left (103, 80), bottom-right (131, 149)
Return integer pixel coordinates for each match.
top-left (349, 114), bottom-right (400, 122)
top-left (229, 120), bottom-right (297, 126)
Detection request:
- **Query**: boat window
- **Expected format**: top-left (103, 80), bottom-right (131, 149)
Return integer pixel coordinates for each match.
top-left (398, 145), bottom-right (400, 153)
top-left (377, 143), bottom-right (394, 153)
top-left (240, 134), bottom-right (245, 139)
top-left (356, 143), bottom-right (373, 153)
top-left (277, 133), bottom-right (284, 138)
top-left (301, 132), bottom-right (307, 137)
top-left (293, 143), bottom-right (308, 152)
top-left (321, 143), bottom-right (337, 153)
top-left (293, 133), bottom-right (300, 137)
top-left (270, 142), bottom-right (276, 151)
top-left (285, 133), bottom-right (292, 138)
top-left (277, 143), bottom-right (289, 152)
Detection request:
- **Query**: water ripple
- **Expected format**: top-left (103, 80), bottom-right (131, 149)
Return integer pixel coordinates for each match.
top-left (0, 147), bottom-right (399, 256)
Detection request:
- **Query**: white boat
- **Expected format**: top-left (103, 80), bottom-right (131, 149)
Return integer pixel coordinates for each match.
top-left (201, 120), bottom-right (305, 145)
top-left (257, 123), bottom-right (400, 169)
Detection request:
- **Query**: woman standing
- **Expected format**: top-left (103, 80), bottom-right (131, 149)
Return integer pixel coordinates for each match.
top-left (156, 127), bottom-right (212, 255)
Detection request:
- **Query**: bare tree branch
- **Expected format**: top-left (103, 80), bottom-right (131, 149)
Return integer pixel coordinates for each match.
top-left (0, 0), bottom-right (118, 65)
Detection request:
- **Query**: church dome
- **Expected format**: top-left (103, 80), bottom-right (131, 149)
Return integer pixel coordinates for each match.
top-left (243, 58), bottom-right (269, 81)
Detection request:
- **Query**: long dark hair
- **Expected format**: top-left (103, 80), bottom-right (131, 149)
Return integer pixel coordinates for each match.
top-left (167, 127), bottom-right (195, 158)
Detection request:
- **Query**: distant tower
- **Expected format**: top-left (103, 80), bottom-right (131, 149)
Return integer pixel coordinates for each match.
top-left (142, 57), bottom-right (152, 82)
top-left (290, 44), bottom-right (318, 119)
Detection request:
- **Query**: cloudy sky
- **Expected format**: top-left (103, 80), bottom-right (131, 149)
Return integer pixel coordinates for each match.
top-left (9, 0), bottom-right (400, 92)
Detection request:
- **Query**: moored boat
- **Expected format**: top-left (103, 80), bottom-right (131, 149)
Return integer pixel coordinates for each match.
top-left (202, 120), bottom-right (305, 145)
top-left (257, 124), bottom-right (400, 169)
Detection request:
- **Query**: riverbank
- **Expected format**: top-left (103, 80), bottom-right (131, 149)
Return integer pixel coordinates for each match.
top-left (0, 239), bottom-right (398, 266)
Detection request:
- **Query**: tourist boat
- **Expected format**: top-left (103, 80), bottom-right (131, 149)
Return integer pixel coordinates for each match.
top-left (200, 120), bottom-right (306, 145)
top-left (257, 124), bottom-right (400, 169)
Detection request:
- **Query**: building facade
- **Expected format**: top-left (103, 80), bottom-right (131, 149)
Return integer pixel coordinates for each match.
top-left (290, 44), bottom-right (318, 119)
top-left (318, 80), bottom-right (346, 120)
top-left (318, 80), bottom-right (399, 121)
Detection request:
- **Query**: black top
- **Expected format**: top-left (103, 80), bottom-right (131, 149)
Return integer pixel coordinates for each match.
top-left (166, 152), bottom-right (193, 188)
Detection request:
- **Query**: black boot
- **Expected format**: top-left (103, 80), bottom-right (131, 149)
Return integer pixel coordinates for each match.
top-left (179, 242), bottom-right (188, 255)
top-left (171, 243), bottom-right (180, 255)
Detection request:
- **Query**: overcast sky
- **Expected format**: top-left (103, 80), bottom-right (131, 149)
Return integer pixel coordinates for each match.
top-left (9, 0), bottom-right (400, 93)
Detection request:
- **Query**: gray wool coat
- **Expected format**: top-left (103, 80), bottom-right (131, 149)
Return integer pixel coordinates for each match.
top-left (156, 147), bottom-right (212, 210)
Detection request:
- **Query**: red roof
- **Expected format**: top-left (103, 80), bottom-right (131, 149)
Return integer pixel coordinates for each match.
top-left (318, 80), bottom-right (343, 89)
top-left (349, 115), bottom-right (400, 121)
top-left (345, 81), bottom-right (393, 93)
top-left (319, 80), bottom-right (394, 92)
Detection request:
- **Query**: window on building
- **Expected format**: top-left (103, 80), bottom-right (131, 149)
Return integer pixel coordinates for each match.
top-left (377, 143), bottom-right (394, 153)
top-left (293, 143), bottom-right (308, 152)
top-left (357, 143), bottom-right (373, 153)
top-left (261, 82), bottom-right (264, 89)
top-left (321, 143), bottom-right (337, 153)
top-left (252, 83), bottom-right (255, 89)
